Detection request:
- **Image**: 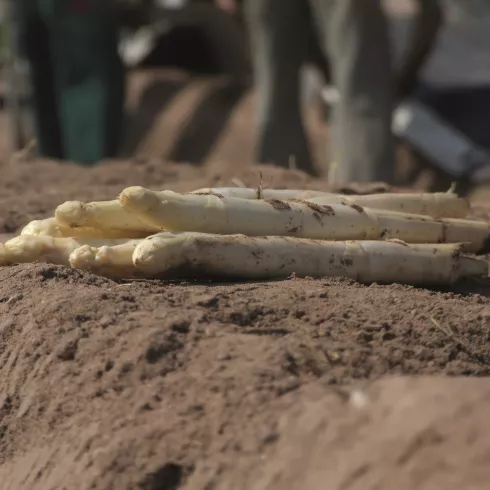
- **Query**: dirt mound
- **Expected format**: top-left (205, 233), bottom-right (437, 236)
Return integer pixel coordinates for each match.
top-left (0, 157), bottom-right (489, 488)
top-left (211, 376), bottom-right (490, 490)
top-left (0, 261), bottom-right (489, 489)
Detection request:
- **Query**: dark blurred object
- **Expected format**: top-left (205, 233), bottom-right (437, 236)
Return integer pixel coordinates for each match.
top-left (15, 0), bottom-right (125, 165)
top-left (416, 85), bottom-right (490, 152)
top-left (393, 0), bottom-right (442, 101)
top-left (2, 0), bottom-right (31, 151)
top-left (244, 0), bottom-right (396, 181)
top-left (392, 0), bottom-right (490, 186)
top-left (119, 0), bottom-right (251, 79)
top-left (243, 0), bottom-right (443, 181)
top-left (413, 0), bottom-right (490, 151)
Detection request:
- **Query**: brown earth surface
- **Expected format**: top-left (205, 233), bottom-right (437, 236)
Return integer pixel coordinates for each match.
top-left (0, 155), bottom-right (489, 490)
top-left (1, 65), bottom-right (490, 489)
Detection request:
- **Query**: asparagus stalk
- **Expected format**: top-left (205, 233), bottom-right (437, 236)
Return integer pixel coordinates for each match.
top-left (0, 235), bottom-right (135, 266)
top-left (307, 192), bottom-right (469, 219)
top-left (119, 187), bottom-right (490, 254)
top-left (20, 217), bottom-right (148, 239)
top-left (69, 241), bottom-right (142, 278)
top-left (55, 200), bottom-right (160, 235)
top-left (192, 187), bottom-right (469, 218)
top-left (132, 232), bottom-right (488, 285)
top-left (190, 187), bottom-right (331, 200)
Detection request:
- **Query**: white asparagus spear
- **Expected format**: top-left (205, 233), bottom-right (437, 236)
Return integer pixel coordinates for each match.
top-left (0, 235), bottom-right (135, 266)
top-left (132, 233), bottom-right (488, 285)
top-left (21, 217), bottom-right (70, 237)
top-left (68, 232), bottom-right (194, 278)
top-left (190, 187), bottom-right (332, 200)
top-left (307, 192), bottom-right (469, 219)
top-left (119, 187), bottom-right (490, 254)
top-left (192, 188), bottom-right (469, 219)
top-left (69, 241), bottom-right (142, 278)
top-left (20, 217), bottom-right (148, 239)
top-left (55, 200), bottom-right (160, 234)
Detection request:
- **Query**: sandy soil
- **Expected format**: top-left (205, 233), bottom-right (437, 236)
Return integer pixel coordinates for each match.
top-left (0, 153), bottom-right (489, 489)
top-left (0, 44), bottom-right (489, 488)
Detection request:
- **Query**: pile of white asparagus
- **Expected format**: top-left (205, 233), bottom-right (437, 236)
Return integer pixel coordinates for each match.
top-left (0, 185), bottom-right (489, 285)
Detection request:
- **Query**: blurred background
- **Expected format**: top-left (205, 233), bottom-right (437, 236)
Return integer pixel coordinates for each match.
top-left (0, 0), bottom-right (489, 194)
